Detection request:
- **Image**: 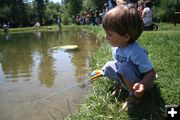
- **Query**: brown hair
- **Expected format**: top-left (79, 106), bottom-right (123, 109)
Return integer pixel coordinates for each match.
top-left (102, 4), bottom-right (144, 43)
top-left (144, 1), bottom-right (152, 8)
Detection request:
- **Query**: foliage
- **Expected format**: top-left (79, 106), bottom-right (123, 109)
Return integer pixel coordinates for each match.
top-left (34, 0), bottom-right (46, 25)
top-left (64, 0), bottom-right (82, 16)
top-left (153, 0), bottom-right (180, 22)
top-left (81, 0), bottom-right (105, 12)
top-left (0, 5), bottom-right (11, 23)
top-left (0, 0), bottom-right (29, 27)
top-left (62, 11), bottom-right (71, 25)
top-left (82, 0), bottom-right (96, 11)
top-left (44, 2), bottom-right (63, 25)
top-left (0, 0), bottom-right (64, 27)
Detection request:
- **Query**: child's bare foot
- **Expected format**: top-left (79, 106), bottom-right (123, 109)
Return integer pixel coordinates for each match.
top-left (111, 85), bottom-right (122, 97)
top-left (122, 95), bottom-right (142, 111)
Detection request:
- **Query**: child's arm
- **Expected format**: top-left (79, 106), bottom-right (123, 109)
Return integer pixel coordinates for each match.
top-left (133, 69), bottom-right (156, 97)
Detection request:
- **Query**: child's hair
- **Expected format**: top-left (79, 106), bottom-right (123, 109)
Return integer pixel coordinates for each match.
top-left (102, 4), bottom-right (144, 43)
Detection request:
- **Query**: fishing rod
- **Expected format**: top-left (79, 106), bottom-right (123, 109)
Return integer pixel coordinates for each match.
top-left (32, 70), bottom-right (104, 104)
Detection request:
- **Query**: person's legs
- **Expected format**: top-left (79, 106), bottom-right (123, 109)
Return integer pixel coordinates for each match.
top-left (102, 61), bottom-right (144, 109)
top-left (102, 61), bottom-right (127, 90)
top-left (116, 61), bottom-right (144, 110)
top-left (116, 61), bottom-right (142, 93)
top-left (144, 24), bottom-right (154, 31)
top-left (102, 61), bottom-right (144, 91)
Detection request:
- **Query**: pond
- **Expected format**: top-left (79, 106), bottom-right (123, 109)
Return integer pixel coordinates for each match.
top-left (0, 29), bottom-right (101, 120)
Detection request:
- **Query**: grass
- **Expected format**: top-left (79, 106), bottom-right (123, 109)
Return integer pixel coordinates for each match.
top-left (0, 25), bottom-right (58, 34)
top-left (65, 23), bottom-right (180, 120)
top-left (0, 24), bottom-right (103, 35)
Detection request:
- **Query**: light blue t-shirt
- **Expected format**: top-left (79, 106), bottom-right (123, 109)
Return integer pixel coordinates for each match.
top-left (112, 42), bottom-right (153, 73)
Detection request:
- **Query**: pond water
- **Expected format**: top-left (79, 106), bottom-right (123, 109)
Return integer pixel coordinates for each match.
top-left (0, 30), bottom-right (101, 120)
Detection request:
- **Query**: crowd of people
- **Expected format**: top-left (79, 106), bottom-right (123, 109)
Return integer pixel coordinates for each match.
top-left (75, 0), bottom-right (157, 30)
top-left (75, 0), bottom-right (117, 26)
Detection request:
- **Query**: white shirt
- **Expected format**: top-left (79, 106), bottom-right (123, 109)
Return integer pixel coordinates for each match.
top-left (142, 7), bottom-right (153, 27)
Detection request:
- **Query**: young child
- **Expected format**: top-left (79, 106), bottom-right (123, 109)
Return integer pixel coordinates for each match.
top-left (101, 4), bottom-right (156, 110)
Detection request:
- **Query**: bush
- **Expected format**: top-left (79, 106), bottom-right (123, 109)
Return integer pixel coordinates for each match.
top-left (153, 0), bottom-right (179, 22)
top-left (62, 12), bottom-right (71, 25)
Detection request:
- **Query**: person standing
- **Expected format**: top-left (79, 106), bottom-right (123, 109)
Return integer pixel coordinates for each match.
top-left (57, 17), bottom-right (62, 29)
top-left (3, 23), bottom-right (8, 33)
top-left (142, 1), bottom-right (153, 30)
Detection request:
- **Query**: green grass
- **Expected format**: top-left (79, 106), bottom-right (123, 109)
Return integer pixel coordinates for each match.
top-left (156, 23), bottom-right (180, 31)
top-left (0, 24), bottom-right (103, 35)
top-left (66, 23), bottom-right (180, 120)
top-left (0, 25), bottom-right (59, 34)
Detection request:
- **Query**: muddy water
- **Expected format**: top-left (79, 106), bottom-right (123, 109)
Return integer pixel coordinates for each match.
top-left (0, 30), bottom-right (101, 120)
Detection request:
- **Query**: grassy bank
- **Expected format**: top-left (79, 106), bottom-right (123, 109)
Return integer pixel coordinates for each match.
top-left (0, 24), bottom-right (104, 35)
top-left (0, 25), bottom-right (58, 34)
top-left (66, 23), bottom-right (180, 120)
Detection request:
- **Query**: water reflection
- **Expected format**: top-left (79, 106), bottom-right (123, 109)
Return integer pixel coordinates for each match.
top-left (34, 31), bottom-right (42, 39)
top-left (38, 48), bottom-right (55, 87)
top-left (0, 30), bottom-right (99, 86)
top-left (0, 33), bottom-right (33, 82)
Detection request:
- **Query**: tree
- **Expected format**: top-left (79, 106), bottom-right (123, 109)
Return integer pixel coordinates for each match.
top-left (45, 2), bottom-right (63, 25)
top-left (34, 0), bottom-right (46, 25)
top-left (0, 0), bottom-right (29, 27)
top-left (14, 0), bottom-right (28, 26)
top-left (0, 5), bottom-right (11, 24)
top-left (153, 0), bottom-right (180, 22)
top-left (82, 0), bottom-right (105, 12)
top-left (61, 0), bottom-right (82, 24)
top-left (82, 0), bottom-right (96, 11)
top-left (64, 0), bottom-right (82, 16)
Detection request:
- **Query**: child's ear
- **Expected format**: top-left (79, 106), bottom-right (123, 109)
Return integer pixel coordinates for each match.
top-left (124, 34), bottom-right (130, 42)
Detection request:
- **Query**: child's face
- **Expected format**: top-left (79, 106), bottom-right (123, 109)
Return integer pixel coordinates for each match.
top-left (105, 30), bottom-right (130, 47)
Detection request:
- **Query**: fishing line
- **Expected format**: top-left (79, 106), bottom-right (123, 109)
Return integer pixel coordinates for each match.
top-left (32, 70), bottom-right (104, 104)
top-left (32, 78), bottom-right (92, 104)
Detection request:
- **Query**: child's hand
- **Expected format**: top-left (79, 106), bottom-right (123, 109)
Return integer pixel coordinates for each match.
top-left (133, 83), bottom-right (145, 98)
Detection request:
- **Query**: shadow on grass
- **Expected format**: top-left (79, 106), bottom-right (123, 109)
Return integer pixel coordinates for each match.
top-left (127, 85), bottom-right (165, 120)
